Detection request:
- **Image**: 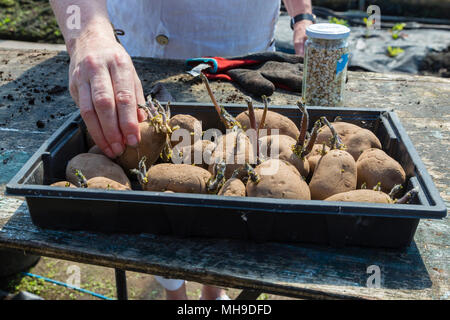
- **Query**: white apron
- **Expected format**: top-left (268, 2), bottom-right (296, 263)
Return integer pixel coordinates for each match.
top-left (107, 0), bottom-right (280, 59)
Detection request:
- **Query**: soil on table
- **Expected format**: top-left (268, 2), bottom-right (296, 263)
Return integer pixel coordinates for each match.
top-left (419, 45), bottom-right (450, 78)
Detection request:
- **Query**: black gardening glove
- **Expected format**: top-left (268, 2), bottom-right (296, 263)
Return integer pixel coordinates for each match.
top-left (187, 52), bottom-right (304, 96)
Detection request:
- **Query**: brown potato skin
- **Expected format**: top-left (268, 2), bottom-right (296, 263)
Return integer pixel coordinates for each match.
top-left (88, 145), bottom-right (103, 155)
top-left (175, 140), bottom-right (216, 169)
top-left (236, 109), bottom-right (300, 140)
top-left (306, 144), bottom-right (330, 178)
top-left (218, 178), bottom-right (246, 197)
top-left (66, 153), bottom-right (131, 188)
top-left (208, 131), bottom-right (255, 179)
top-left (325, 189), bottom-right (392, 204)
top-left (144, 163), bottom-right (211, 194)
top-left (116, 121), bottom-right (167, 172)
top-left (309, 149), bottom-right (357, 200)
top-left (169, 114), bottom-right (202, 147)
top-left (357, 148), bottom-right (406, 193)
top-left (86, 177), bottom-right (131, 191)
top-left (316, 122), bottom-right (381, 161)
top-left (259, 135), bottom-right (309, 178)
top-left (246, 159), bottom-right (311, 200)
top-left (50, 181), bottom-right (77, 188)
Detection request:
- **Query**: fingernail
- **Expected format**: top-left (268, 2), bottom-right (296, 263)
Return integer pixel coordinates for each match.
top-left (111, 143), bottom-right (124, 156)
top-left (104, 147), bottom-right (115, 159)
top-left (127, 135), bottom-right (138, 147)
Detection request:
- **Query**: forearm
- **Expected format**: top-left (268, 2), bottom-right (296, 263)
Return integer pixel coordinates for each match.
top-left (50, 0), bottom-right (115, 56)
top-left (283, 0), bottom-right (313, 16)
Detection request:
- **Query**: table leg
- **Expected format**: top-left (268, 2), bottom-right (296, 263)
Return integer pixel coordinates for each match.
top-left (235, 289), bottom-right (262, 300)
top-left (115, 269), bottom-right (128, 300)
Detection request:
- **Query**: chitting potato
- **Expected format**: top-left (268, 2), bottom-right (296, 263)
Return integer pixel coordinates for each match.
top-left (316, 121), bottom-right (381, 161)
top-left (50, 181), bottom-right (77, 188)
top-left (356, 148), bottom-right (406, 193)
top-left (325, 186), bottom-right (419, 204)
top-left (305, 143), bottom-right (330, 178)
top-left (309, 118), bottom-right (357, 200)
top-left (257, 102), bottom-right (322, 179)
top-left (217, 178), bottom-right (246, 197)
top-left (325, 189), bottom-right (392, 203)
top-left (259, 134), bottom-right (309, 178)
top-left (88, 145), bottom-right (103, 155)
top-left (138, 163), bottom-right (212, 194)
top-left (236, 108), bottom-right (300, 140)
top-left (86, 177), bottom-right (130, 191)
top-left (169, 114), bottom-right (202, 147)
top-left (117, 97), bottom-right (174, 171)
top-left (201, 74), bottom-right (255, 179)
top-left (246, 159), bottom-right (311, 200)
top-left (66, 153), bottom-right (131, 188)
top-left (174, 140), bottom-right (216, 169)
top-left (208, 130), bottom-right (255, 179)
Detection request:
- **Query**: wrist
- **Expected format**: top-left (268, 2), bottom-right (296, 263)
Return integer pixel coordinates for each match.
top-left (290, 13), bottom-right (316, 30)
top-left (66, 20), bottom-right (116, 56)
top-left (293, 19), bottom-right (313, 31)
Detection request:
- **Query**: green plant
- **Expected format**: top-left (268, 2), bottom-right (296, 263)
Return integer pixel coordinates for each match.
top-left (391, 23), bottom-right (406, 40)
top-left (329, 17), bottom-right (349, 26)
top-left (387, 46), bottom-right (404, 57)
top-left (363, 17), bottom-right (374, 38)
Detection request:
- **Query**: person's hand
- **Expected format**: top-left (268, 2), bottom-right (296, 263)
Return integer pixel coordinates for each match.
top-left (293, 20), bottom-right (313, 56)
top-left (68, 33), bottom-right (146, 159)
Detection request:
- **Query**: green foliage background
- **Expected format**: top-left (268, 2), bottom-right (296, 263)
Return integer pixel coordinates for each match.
top-left (0, 0), bottom-right (63, 43)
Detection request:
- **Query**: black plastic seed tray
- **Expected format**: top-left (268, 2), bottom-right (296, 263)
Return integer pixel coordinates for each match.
top-left (6, 103), bottom-right (447, 249)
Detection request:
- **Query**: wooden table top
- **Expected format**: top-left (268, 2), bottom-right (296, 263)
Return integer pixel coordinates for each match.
top-left (0, 48), bottom-right (448, 299)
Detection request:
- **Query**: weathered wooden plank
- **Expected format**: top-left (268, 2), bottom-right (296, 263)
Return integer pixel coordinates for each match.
top-left (0, 194), bottom-right (446, 300)
top-left (0, 48), bottom-right (449, 300)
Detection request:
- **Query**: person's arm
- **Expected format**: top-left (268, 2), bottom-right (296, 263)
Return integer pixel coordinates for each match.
top-left (282, 0), bottom-right (313, 56)
top-left (50, 0), bottom-right (146, 159)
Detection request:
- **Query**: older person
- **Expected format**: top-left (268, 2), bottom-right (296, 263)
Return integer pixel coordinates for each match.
top-left (50, 0), bottom-right (314, 300)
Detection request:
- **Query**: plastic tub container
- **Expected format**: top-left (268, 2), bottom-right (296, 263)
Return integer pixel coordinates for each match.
top-left (5, 103), bottom-right (447, 249)
top-left (303, 23), bottom-right (350, 106)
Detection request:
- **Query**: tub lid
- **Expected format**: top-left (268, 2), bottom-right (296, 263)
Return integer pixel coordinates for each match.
top-left (306, 23), bottom-right (350, 40)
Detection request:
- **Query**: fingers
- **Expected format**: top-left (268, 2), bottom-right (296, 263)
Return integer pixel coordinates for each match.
top-left (78, 82), bottom-right (115, 159)
top-left (295, 41), bottom-right (305, 57)
top-left (89, 65), bottom-right (125, 156)
top-left (109, 54), bottom-right (141, 147)
top-left (134, 72), bottom-right (147, 122)
top-left (293, 20), bottom-right (312, 57)
top-left (70, 46), bottom-right (144, 158)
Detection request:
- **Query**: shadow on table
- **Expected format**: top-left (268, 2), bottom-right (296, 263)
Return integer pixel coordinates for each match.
top-left (1, 201), bottom-right (432, 294)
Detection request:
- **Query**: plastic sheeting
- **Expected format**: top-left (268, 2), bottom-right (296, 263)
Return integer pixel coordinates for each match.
top-left (275, 14), bottom-right (450, 74)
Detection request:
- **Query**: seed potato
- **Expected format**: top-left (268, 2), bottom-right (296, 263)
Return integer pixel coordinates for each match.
top-left (259, 134), bottom-right (309, 178)
top-left (144, 163), bottom-right (212, 194)
top-left (316, 122), bottom-right (382, 161)
top-left (357, 148), bottom-right (406, 193)
top-left (236, 109), bottom-right (300, 140)
top-left (66, 153), bottom-right (131, 188)
top-left (217, 178), bottom-right (246, 197)
top-left (246, 159), bottom-right (311, 200)
top-left (169, 114), bottom-right (202, 147)
top-left (50, 181), bottom-right (77, 188)
top-left (208, 131), bottom-right (255, 179)
top-left (86, 177), bottom-right (131, 191)
top-left (325, 189), bottom-right (392, 204)
top-left (305, 143), bottom-right (330, 177)
top-left (309, 149), bottom-right (357, 200)
top-left (116, 121), bottom-right (167, 172)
